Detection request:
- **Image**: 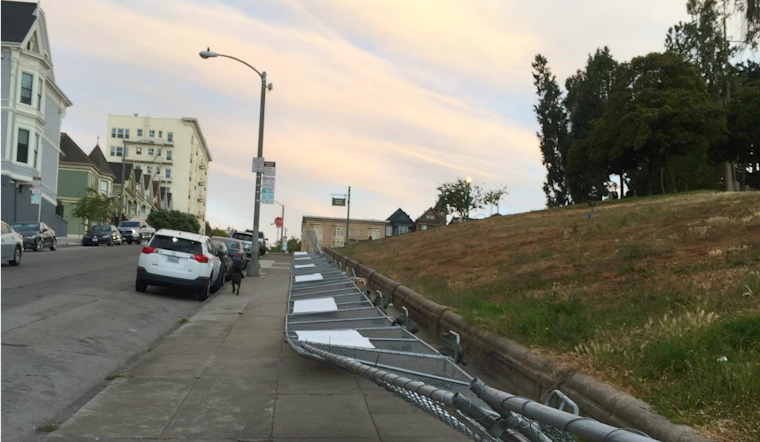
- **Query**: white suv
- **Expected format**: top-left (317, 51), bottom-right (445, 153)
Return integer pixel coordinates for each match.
top-left (135, 229), bottom-right (224, 301)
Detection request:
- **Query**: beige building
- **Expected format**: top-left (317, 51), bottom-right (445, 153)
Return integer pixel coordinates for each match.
top-left (106, 115), bottom-right (211, 232)
top-left (301, 216), bottom-right (389, 252)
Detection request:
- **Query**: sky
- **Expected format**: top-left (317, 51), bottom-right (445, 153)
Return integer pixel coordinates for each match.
top-left (41, 0), bottom-right (699, 242)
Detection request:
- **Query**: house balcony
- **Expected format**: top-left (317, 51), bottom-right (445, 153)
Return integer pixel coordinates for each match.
top-left (198, 179), bottom-right (206, 186)
top-left (159, 176), bottom-right (172, 183)
top-left (199, 162), bottom-right (207, 170)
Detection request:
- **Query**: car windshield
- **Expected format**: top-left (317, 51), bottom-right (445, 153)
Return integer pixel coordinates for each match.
top-left (150, 235), bottom-right (202, 254)
top-left (120, 221), bottom-right (140, 228)
top-left (232, 233), bottom-right (253, 242)
top-left (212, 241), bottom-right (226, 252)
top-left (13, 223), bottom-right (39, 232)
top-left (222, 240), bottom-right (240, 251)
top-left (91, 226), bottom-right (111, 233)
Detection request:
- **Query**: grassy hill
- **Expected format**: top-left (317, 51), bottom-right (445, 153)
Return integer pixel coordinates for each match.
top-left (342, 191), bottom-right (760, 442)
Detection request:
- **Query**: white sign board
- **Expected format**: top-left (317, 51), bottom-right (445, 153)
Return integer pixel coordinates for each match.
top-left (252, 157), bottom-right (265, 173)
top-left (294, 273), bottom-right (323, 282)
top-left (263, 161), bottom-right (276, 177)
top-left (31, 177), bottom-right (41, 205)
top-left (292, 297), bottom-right (338, 314)
top-left (295, 330), bottom-right (375, 349)
top-left (261, 176), bottom-right (275, 204)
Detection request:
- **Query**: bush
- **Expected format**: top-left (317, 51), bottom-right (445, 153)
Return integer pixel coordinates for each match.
top-left (147, 210), bottom-right (200, 233)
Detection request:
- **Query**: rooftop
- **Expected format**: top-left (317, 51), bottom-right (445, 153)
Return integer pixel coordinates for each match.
top-left (302, 215), bottom-right (389, 224)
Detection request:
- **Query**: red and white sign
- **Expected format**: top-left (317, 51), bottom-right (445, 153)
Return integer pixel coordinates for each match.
top-left (275, 217), bottom-right (283, 228)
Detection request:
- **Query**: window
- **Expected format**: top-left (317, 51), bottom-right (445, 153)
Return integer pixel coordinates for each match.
top-left (358, 230), bottom-right (363, 237)
top-left (149, 130), bottom-right (155, 138)
top-left (350, 229), bottom-right (355, 237)
top-left (37, 78), bottom-right (43, 110)
top-left (190, 157), bottom-right (192, 164)
top-left (167, 132), bottom-right (173, 142)
top-left (125, 129), bottom-right (130, 139)
top-left (426, 214), bottom-right (435, 220)
top-left (191, 136), bottom-right (194, 145)
top-left (150, 235), bottom-right (202, 254)
top-left (148, 148), bottom-right (154, 156)
top-left (110, 146), bottom-right (123, 156)
top-left (386, 226), bottom-right (392, 237)
top-left (33, 134), bottom-right (40, 168)
top-left (137, 129), bottom-right (143, 137)
top-left (421, 225), bottom-right (428, 231)
top-left (16, 129), bottom-right (29, 163)
top-left (165, 169), bottom-right (171, 179)
top-left (157, 149), bottom-right (162, 156)
top-left (124, 147), bottom-right (129, 157)
top-left (166, 150), bottom-right (172, 160)
top-left (147, 166), bottom-right (152, 175)
top-left (111, 128), bottom-right (116, 138)
top-left (158, 131), bottom-right (162, 138)
top-left (399, 226), bottom-right (409, 234)
top-left (100, 180), bottom-right (108, 195)
top-left (134, 165), bottom-right (141, 170)
top-left (20, 73), bottom-right (33, 105)
top-left (136, 147), bottom-right (142, 155)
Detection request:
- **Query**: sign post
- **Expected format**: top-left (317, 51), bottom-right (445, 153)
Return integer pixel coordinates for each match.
top-left (261, 176), bottom-right (275, 204)
top-left (263, 161), bottom-right (276, 177)
top-left (31, 176), bottom-right (42, 222)
top-left (252, 157), bottom-right (265, 174)
top-left (331, 197), bottom-right (345, 206)
top-left (330, 187), bottom-right (350, 246)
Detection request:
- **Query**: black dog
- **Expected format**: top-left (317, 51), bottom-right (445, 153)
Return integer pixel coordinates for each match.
top-left (230, 268), bottom-right (243, 295)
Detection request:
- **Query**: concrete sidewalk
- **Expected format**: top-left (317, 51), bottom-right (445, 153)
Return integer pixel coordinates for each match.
top-left (48, 253), bottom-right (470, 442)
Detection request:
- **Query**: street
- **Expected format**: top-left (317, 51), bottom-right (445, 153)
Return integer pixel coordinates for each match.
top-left (1, 245), bottom-right (208, 442)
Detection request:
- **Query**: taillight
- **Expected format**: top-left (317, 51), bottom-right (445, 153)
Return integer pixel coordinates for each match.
top-left (237, 252), bottom-right (243, 257)
top-left (194, 254), bottom-right (209, 263)
top-left (142, 246), bottom-right (155, 254)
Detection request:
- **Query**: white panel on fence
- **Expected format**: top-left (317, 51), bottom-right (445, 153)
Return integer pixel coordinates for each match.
top-left (295, 257), bottom-right (311, 261)
top-left (294, 251), bottom-right (308, 256)
top-left (294, 273), bottom-right (323, 282)
top-left (295, 330), bottom-right (375, 349)
top-left (292, 297), bottom-right (338, 313)
top-left (294, 264), bottom-right (316, 269)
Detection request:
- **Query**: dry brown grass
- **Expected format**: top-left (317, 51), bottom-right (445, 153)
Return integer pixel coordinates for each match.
top-left (344, 191), bottom-right (760, 442)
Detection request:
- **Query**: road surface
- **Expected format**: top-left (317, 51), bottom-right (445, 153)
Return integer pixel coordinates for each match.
top-left (1, 244), bottom-right (207, 441)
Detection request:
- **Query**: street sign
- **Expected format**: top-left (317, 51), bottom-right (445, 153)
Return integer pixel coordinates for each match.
top-left (332, 197), bottom-right (346, 206)
top-left (31, 177), bottom-right (41, 205)
top-left (282, 243), bottom-right (288, 252)
top-left (275, 217), bottom-right (283, 228)
top-left (261, 176), bottom-right (275, 204)
top-left (252, 157), bottom-right (265, 173)
top-left (264, 161), bottom-right (276, 177)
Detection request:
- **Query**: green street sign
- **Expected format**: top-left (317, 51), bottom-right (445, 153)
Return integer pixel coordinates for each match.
top-left (332, 197), bottom-right (346, 206)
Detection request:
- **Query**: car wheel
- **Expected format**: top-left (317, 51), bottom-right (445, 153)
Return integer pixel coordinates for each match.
top-left (211, 267), bottom-right (223, 293)
top-left (108, 238), bottom-right (114, 246)
top-left (135, 279), bottom-right (148, 292)
top-left (50, 238), bottom-right (57, 251)
top-left (9, 246), bottom-right (22, 266)
top-left (35, 238), bottom-right (43, 252)
top-left (127, 240), bottom-right (132, 245)
top-left (197, 279), bottom-right (210, 301)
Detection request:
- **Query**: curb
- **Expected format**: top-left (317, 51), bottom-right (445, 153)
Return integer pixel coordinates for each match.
top-left (325, 247), bottom-right (715, 442)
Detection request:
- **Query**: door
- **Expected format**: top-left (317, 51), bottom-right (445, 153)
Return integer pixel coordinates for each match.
top-left (312, 225), bottom-right (323, 250)
top-left (208, 240), bottom-right (221, 279)
top-left (1, 222), bottom-right (12, 259)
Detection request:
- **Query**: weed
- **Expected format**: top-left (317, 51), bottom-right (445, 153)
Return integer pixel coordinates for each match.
top-left (179, 317), bottom-right (189, 325)
top-left (36, 424), bottom-right (58, 433)
top-left (105, 371), bottom-right (125, 381)
top-left (618, 240), bottom-right (659, 260)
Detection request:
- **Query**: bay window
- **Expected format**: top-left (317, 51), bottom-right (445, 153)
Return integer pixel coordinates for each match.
top-left (20, 73), bottom-right (33, 105)
top-left (16, 129), bottom-right (29, 163)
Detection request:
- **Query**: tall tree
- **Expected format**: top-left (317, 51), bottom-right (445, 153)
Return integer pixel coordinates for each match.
top-left (483, 186), bottom-right (508, 214)
top-left (147, 210), bottom-right (201, 233)
top-left (72, 189), bottom-right (119, 231)
top-left (564, 47), bottom-right (619, 201)
top-left (532, 55), bottom-right (571, 207)
top-left (585, 52), bottom-right (726, 195)
top-left (435, 179), bottom-right (484, 220)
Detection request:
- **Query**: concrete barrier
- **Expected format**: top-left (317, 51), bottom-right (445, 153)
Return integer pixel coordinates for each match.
top-left (325, 247), bottom-right (714, 442)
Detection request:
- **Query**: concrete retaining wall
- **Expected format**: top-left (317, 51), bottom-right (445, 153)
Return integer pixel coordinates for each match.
top-left (325, 248), bottom-right (714, 442)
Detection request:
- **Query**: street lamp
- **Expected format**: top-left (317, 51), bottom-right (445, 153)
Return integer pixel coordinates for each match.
top-left (200, 48), bottom-right (272, 277)
top-left (465, 177), bottom-right (473, 221)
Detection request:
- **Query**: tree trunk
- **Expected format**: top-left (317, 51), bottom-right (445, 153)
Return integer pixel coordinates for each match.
top-left (724, 161), bottom-right (735, 191)
top-left (741, 164), bottom-right (746, 191)
top-left (660, 166), bottom-right (666, 195)
top-left (619, 174), bottom-right (625, 198)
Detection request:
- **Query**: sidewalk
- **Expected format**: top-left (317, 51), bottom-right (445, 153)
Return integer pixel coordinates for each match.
top-left (48, 253), bottom-right (470, 442)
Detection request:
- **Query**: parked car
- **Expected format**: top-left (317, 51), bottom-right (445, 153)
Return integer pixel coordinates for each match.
top-left (1, 221), bottom-right (23, 266)
top-left (135, 229), bottom-right (224, 301)
top-left (231, 230), bottom-right (266, 258)
top-left (211, 236), bottom-right (248, 274)
top-left (212, 240), bottom-right (235, 281)
top-left (83, 225), bottom-right (122, 246)
top-left (12, 222), bottom-right (56, 251)
top-left (118, 220), bottom-right (153, 244)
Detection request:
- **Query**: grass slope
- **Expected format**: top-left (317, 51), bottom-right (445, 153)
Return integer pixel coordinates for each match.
top-left (343, 192), bottom-right (760, 442)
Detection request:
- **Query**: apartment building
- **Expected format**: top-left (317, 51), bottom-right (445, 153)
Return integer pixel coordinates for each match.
top-left (1, 1), bottom-right (72, 234)
top-left (301, 216), bottom-right (389, 252)
top-left (106, 115), bottom-right (211, 232)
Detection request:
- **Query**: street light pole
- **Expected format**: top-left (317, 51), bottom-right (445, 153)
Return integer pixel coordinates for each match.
top-left (199, 48), bottom-right (272, 277)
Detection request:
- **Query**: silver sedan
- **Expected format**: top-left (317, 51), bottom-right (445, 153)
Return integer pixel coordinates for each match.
top-left (1, 221), bottom-right (23, 266)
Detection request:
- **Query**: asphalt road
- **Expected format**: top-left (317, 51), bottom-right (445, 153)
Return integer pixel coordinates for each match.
top-left (1, 243), bottom-right (209, 441)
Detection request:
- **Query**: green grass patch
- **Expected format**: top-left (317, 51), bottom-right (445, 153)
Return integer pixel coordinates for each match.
top-left (36, 424), bottom-right (58, 433)
top-left (105, 371), bottom-right (125, 381)
top-left (178, 317), bottom-right (190, 325)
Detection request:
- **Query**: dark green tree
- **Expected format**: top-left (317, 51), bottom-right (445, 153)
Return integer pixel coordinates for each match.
top-left (532, 54), bottom-right (571, 207)
top-left (208, 228), bottom-right (229, 237)
top-left (147, 210), bottom-right (201, 233)
top-left (72, 189), bottom-right (119, 231)
top-left (564, 47), bottom-right (619, 201)
top-left (435, 179), bottom-right (483, 220)
top-left (586, 52), bottom-right (726, 195)
top-left (287, 236), bottom-right (302, 252)
top-left (483, 185), bottom-right (508, 214)
top-left (724, 75), bottom-right (760, 188)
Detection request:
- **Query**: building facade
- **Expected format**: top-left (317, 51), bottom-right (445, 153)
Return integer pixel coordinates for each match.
top-left (386, 208), bottom-right (414, 237)
top-left (301, 216), bottom-right (389, 252)
top-left (105, 115), bottom-right (211, 233)
top-left (1, 1), bottom-right (72, 234)
top-left (57, 134), bottom-right (115, 237)
top-left (415, 207), bottom-right (447, 231)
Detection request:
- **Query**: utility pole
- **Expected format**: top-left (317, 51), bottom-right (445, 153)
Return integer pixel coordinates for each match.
top-left (118, 144), bottom-right (128, 224)
top-left (249, 70), bottom-right (268, 276)
top-left (345, 186), bottom-right (351, 246)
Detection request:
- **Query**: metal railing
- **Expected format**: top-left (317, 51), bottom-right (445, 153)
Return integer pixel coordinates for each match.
top-left (285, 253), bottom-right (658, 442)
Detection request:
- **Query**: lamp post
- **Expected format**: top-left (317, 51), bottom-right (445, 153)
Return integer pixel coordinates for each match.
top-left (275, 200), bottom-right (284, 251)
top-left (465, 176), bottom-right (473, 221)
top-left (200, 48), bottom-right (272, 277)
